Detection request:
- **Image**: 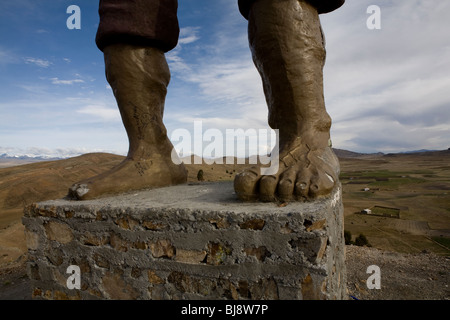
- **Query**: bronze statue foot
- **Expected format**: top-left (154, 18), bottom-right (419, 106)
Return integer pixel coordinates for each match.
top-left (234, 0), bottom-right (340, 203)
top-left (68, 156), bottom-right (187, 200)
top-left (234, 142), bottom-right (339, 202)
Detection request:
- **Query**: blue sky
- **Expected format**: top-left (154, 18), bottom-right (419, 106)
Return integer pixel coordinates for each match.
top-left (0, 0), bottom-right (449, 158)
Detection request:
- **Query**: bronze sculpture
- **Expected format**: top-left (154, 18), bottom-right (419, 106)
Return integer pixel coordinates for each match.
top-left (69, 0), bottom-right (345, 202)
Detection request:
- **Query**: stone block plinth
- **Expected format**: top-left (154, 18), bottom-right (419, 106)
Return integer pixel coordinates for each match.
top-left (22, 182), bottom-right (346, 300)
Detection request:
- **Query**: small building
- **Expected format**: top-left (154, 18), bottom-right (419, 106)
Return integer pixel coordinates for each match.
top-left (361, 209), bottom-right (372, 215)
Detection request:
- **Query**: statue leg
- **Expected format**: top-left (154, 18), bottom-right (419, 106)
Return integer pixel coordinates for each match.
top-left (234, 0), bottom-right (340, 202)
top-left (69, 1), bottom-right (186, 200)
top-left (69, 45), bottom-right (187, 200)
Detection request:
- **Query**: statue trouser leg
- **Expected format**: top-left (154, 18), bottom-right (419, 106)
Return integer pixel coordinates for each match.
top-left (69, 1), bottom-right (186, 200)
top-left (234, 0), bottom-right (340, 202)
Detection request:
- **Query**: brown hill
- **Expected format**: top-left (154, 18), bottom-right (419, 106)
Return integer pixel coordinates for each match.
top-left (0, 153), bottom-right (124, 229)
top-left (332, 148), bottom-right (382, 159)
top-left (0, 153), bottom-right (126, 269)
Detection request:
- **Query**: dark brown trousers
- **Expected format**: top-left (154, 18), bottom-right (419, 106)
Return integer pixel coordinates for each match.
top-left (95, 0), bottom-right (344, 52)
top-left (95, 0), bottom-right (180, 52)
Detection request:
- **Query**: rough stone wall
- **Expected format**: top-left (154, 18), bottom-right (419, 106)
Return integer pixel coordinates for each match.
top-left (22, 182), bottom-right (346, 300)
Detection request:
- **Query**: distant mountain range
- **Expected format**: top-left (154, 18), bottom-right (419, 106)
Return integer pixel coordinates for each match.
top-left (0, 147), bottom-right (125, 161)
top-left (394, 149), bottom-right (440, 154)
top-left (0, 148), bottom-right (447, 162)
top-left (0, 153), bottom-right (62, 161)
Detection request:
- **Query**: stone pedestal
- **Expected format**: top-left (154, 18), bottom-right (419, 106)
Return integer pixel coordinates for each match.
top-left (22, 181), bottom-right (346, 300)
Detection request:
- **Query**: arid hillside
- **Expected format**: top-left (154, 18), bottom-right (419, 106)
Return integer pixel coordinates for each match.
top-left (0, 153), bottom-right (124, 229)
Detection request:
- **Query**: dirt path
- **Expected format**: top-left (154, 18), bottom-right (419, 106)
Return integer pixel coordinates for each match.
top-left (345, 245), bottom-right (449, 300)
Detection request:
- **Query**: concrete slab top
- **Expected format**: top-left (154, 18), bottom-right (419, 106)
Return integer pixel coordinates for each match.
top-left (37, 182), bottom-right (340, 217)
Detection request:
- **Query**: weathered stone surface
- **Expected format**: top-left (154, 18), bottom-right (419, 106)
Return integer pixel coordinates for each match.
top-left (304, 218), bottom-right (327, 232)
top-left (290, 236), bottom-right (328, 263)
top-left (209, 217), bottom-right (230, 229)
top-left (206, 242), bottom-right (232, 266)
top-left (175, 249), bottom-right (207, 264)
top-left (46, 248), bottom-right (64, 266)
top-left (53, 290), bottom-right (69, 300)
top-left (115, 217), bottom-right (139, 230)
top-left (32, 288), bottom-right (42, 298)
top-left (44, 221), bottom-right (73, 244)
top-left (132, 241), bottom-right (148, 250)
top-left (23, 182), bottom-right (346, 300)
top-left (82, 231), bottom-right (109, 246)
top-left (148, 270), bottom-right (165, 284)
top-left (240, 218), bottom-right (265, 230)
top-left (301, 274), bottom-right (326, 300)
top-left (249, 277), bottom-right (279, 300)
top-left (142, 220), bottom-right (168, 231)
top-left (101, 272), bottom-right (139, 300)
top-left (93, 253), bottom-right (109, 269)
top-left (24, 230), bottom-right (39, 250)
top-left (244, 246), bottom-right (270, 262)
top-left (150, 239), bottom-right (175, 258)
top-left (110, 232), bottom-right (129, 252)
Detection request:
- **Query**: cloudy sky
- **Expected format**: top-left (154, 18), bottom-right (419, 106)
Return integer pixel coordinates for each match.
top-left (0, 0), bottom-right (449, 158)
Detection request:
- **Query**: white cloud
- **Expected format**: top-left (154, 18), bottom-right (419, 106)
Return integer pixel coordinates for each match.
top-left (166, 50), bottom-right (270, 140)
top-left (166, 5), bottom-right (267, 129)
top-left (189, 61), bottom-right (261, 100)
top-left (16, 84), bottom-right (48, 94)
top-left (50, 77), bottom-right (84, 85)
top-left (77, 105), bottom-right (120, 122)
top-left (24, 57), bottom-right (52, 68)
top-left (0, 48), bottom-right (19, 65)
top-left (320, 0), bottom-right (450, 152)
top-left (178, 27), bottom-right (201, 45)
top-left (166, 50), bottom-right (191, 73)
top-left (166, 26), bottom-right (202, 74)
